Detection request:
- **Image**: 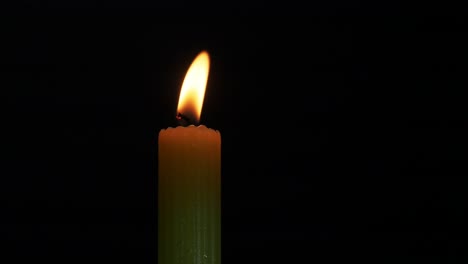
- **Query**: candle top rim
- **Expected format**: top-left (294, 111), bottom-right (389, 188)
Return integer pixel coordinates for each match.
top-left (160, 124), bottom-right (220, 133)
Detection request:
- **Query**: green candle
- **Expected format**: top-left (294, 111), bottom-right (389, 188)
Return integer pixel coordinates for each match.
top-left (158, 51), bottom-right (221, 264)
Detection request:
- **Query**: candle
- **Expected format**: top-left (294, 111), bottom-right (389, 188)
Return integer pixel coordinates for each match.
top-left (158, 51), bottom-right (221, 264)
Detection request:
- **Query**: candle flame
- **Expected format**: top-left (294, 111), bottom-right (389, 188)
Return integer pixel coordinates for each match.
top-left (177, 51), bottom-right (210, 125)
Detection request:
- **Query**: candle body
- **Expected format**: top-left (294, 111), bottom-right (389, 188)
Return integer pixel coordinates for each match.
top-left (158, 125), bottom-right (221, 264)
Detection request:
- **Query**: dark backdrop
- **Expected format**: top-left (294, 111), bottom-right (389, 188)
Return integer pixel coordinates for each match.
top-left (2, 2), bottom-right (468, 263)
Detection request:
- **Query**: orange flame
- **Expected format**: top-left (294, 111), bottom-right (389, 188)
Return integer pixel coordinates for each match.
top-left (176, 51), bottom-right (210, 124)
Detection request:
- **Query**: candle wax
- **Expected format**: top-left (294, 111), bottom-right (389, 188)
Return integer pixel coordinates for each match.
top-left (158, 125), bottom-right (221, 264)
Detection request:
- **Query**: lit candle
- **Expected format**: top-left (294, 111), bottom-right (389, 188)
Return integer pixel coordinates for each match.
top-left (158, 51), bottom-right (221, 264)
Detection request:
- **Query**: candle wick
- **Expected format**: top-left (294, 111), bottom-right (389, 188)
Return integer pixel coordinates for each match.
top-left (176, 112), bottom-right (192, 126)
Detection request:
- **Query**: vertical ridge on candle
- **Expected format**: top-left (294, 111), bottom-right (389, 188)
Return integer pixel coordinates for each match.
top-left (158, 125), bottom-right (221, 264)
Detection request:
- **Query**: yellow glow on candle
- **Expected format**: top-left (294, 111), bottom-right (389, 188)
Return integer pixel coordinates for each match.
top-left (176, 51), bottom-right (210, 123)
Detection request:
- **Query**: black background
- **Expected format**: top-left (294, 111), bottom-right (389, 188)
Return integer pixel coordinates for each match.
top-left (2, 2), bottom-right (468, 263)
